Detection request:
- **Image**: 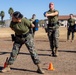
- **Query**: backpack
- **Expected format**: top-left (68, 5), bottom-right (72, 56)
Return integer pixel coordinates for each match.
top-left (33, 19), bottom-right (39, 31)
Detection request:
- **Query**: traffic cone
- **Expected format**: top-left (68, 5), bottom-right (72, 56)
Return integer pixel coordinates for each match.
top-left (48, 62), bottom-right (55, 70)
top-left (3, 57), bottom-right (8, 68)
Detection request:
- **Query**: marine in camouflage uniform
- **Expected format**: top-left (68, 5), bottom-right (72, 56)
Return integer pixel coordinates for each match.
top-left (2, 11), bottom-right (44, 74)
top-left (30, 14), bottom-right (39, 37)
top-left (67, 14), bottom-right (75, 42)
top-left (44, 2), bottom-right (59, 57)
top-left (30, 14), bottom-right (36, 37)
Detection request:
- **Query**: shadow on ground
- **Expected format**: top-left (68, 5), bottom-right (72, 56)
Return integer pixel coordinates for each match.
top-left (0, 49), bottom-right (76, 57)
top-left (0, 66), bottom-right (36, 73)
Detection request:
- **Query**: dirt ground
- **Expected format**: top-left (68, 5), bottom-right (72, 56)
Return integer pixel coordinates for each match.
top-left (0, 27), bottom-right (76, 75)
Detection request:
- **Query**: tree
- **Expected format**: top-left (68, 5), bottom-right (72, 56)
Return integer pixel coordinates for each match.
top-left (8, 7), bottom-right (14, 18)
top-left (0, 11), bottom-right (5, 21)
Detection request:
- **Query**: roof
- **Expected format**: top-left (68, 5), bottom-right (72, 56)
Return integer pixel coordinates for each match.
top-left (44, 15), bottom-right (76, 21)
top-left (58, 15), bottom-right (76, 20)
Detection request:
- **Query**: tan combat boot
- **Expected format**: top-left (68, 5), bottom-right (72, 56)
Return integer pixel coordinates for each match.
top-left (37, 64), bottom-right (45, 74)
top-left (2, 65), bottom-right (11, 73)
top-left (2, 57), bottom-right (11, 73)
top-left (54, 48), bottom-right (58, 57)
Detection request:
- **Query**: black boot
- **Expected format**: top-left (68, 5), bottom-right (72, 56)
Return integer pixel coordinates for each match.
top-left (51, 48), bottom-right (55, 56)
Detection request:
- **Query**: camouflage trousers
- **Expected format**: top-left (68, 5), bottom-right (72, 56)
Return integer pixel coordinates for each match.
top-left (47, 27), bottom-right (59, 50)
top-left (8, 33), bottom-right (40, 65)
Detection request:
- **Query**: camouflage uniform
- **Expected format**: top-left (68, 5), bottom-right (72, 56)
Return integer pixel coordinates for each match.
top-left (30, 14), bottom-right (39, 37)
top-left (8, 18), bottom-right (40, 65)
top-left (2, 11), bottom-right (44, 74)
top-left (30, 18), bottom-right (36, 37)
top-left (46, 10), bottom-right (59, 56)
top-left (67, 18), bottom-right (75, 41)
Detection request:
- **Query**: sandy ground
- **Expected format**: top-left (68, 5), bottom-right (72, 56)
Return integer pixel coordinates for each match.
top-left (0, 27), bottom-right (76, 75)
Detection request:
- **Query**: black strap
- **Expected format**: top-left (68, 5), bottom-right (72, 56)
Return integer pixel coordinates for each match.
top-left (16, 32), bottom-right (29, 38)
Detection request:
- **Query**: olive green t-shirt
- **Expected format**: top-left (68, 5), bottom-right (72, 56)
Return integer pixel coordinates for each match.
top-left (10, 18), bottom-right (31, 35)
top-left (47, 10), bottom-right (59, 24)
top-left (30, 18), bottom-right (35, 23)
top-left (68, 18), bottom-right (75, 26)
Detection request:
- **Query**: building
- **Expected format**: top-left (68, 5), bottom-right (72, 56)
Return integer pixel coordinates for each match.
top-left (58, 15), bottom-right (76, 27)
top-left (5, 19), bottom-right (11, 27)
top-left (44, 15), bottom-right (76, 27)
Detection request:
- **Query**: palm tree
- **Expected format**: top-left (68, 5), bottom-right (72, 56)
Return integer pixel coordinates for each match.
top-left (0, 11), bottom-right (5, 21)
top-left (8, 7), bottom-right (14, 18)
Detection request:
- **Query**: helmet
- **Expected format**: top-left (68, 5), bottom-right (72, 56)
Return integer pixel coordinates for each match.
top-left (13, 11), bottom-right (23, 19)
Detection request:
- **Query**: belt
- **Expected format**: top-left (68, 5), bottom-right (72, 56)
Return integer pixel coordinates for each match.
top-left (16, 32), bottom-right (29, 38)
top-left (48, 23), bottom-right (57, 27)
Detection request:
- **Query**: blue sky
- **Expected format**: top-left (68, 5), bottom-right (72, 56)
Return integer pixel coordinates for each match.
top-left (0, 0), bottom-right (76, 20)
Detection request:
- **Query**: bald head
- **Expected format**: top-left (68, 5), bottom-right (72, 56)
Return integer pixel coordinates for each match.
top-left (49, 2), bottom-right (54, 10)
